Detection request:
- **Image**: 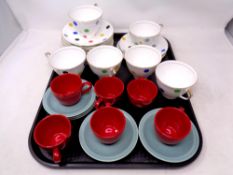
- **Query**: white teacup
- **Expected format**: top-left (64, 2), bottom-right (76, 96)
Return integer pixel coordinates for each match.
top-left (129, 20), bottom-right (161, 45)
top-left (46, 46), bottom-right (86, 75)
top-left (155, 60), bottom-right (198, 100)
top-left (125, 45), bottom-right (162, 78)
top-left (69, 5), bottom-right (103, 37)
top-left (87, 45), bottom-right (123, 77)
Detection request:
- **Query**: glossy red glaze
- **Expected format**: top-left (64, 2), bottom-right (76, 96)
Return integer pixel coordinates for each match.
top-left (90, 107), bottom-right (126, 144)
top-left (50, 73), bottom-right (92, 106)
top-left (127, 78), bottom-right (158, 108)
top-left (94, 77), bottom-right (124, 108)
top-left (154, 107), bottom-right (192, 145)
top-left (33, 114), bottom-right (71, 163)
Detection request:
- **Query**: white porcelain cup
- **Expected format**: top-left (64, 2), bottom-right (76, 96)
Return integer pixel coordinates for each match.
top-left (124, 45), bottom-right (162, 78)
top-left (69, 5), bottom-right (103, 37)
top-left (155, 60), bottom-right (198, 100)
top-left (46, 46), bottom-right (86, 75)
top-left (129, 20), bottom-right (161, 45)
top-left (87, 45), bottom-right (123, 77)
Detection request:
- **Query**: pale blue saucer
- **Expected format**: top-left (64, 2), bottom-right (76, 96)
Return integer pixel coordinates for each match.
top-left (79, 109), bottom-right (138, 162)
top-left (139, 108), bottom-right (200, 163)
top-left (42, 82), bottom-right (96, 119)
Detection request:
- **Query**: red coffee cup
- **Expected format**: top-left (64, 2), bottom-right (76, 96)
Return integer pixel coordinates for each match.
top-left (154, 107), bottom-right (192, 145)
top-left (127, 78), bottom-right (158, 107)
top-left (33, 114), bottom-right (71, 163)
top-left (90, 107), bottom-right (126, 144)
top-left (50, 73), bottom-right (92, 106)
top-left (94, 77), bottom-right (124, 108)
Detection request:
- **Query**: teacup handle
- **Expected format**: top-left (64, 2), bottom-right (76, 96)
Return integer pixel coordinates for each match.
top-left (53, 147), bottom-right (61, 163)
top-left (81, 81), bottom-right (92, 95)
top-left (94, 98), bottom-right (114, 109)
top-left (179, 90), bottom-right (192, 100)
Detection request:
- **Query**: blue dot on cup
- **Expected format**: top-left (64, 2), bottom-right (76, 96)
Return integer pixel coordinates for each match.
top-left (144, 69), bottom-right (149, 73)
top-left (73, 21), bottom-right (78, 26)
top-left (161, 48), bottom-right (166, 52)
top-left (73, 31), bottom-right (78, 35)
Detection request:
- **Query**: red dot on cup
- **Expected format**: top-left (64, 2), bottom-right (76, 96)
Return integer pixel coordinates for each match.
top-left (83, 35), bottom-right (87, 38)
top-left (89, 40), bottom-right (93, 43)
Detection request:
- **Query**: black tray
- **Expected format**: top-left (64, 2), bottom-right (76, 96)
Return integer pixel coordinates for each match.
top-left (28, 33), bottom-right (203, 169)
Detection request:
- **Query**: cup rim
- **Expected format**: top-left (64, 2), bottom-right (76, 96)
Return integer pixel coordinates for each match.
top-left (125, 45), bottom-right (162, 69)
top-left (49, 46), bottom-right (86, 71)
top-left (87, 45), bottom-right (123, 69)
top-left (33, 114), bottom-right (71, 149)
top-left (156, 60), bottom-right (198, 89)
top-left (129, 20), bottom-right (161, 39)
top-left (68, 5), bottom-right (103, 23)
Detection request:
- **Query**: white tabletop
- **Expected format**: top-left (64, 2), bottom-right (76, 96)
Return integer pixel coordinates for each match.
top-left (1, 0), bottom-right (233, 174)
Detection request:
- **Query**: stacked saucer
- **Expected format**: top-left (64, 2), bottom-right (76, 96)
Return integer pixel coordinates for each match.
top-left (42, 79), bottom-right (96, 120)
top-left (117, 20), bottom-right (168, 58)
top-left (62, 5), bottom-right (114, 51)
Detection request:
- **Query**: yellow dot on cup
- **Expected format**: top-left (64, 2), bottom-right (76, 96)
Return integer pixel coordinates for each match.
top-left (122, 37), bottom-right (126, 41)
top-left (100, 33), bottom-right (105, 37)
top-left (69, 23), bottom-right (73, 27)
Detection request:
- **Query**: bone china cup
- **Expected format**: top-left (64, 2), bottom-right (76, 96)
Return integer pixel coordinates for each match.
top-left (33, 114), bottom-right (71, 163)
top-left (94, 77), bottom-right (124, 108)
top-left (155, 60), bottom-right (198, 100)
top-left (129, 20), bottom-right (161, 45)
top-left (87, 46), bottom-right (123, 77)
top-left (69, 5), bottom-right (103, 37)
top-left (46, 46), bottom-right (86, 75)
top-left (154, 107), bottom-right (192, 145)
top-left (127, 78), bottom-right (158, 107)
top-left (50, 73), bottom-right (92, 106)
top-left (125, 45), bottom-right (162, 78)
top-left (90, 107), bottom-right (126, 144)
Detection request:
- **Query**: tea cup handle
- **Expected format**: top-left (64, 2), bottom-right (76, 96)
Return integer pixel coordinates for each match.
top-left (81, 81), bottom-right (92, 95)
top-left (179, 90), bottom-right (192, 100)
top-left (53, 147), bottom-right (61, 163)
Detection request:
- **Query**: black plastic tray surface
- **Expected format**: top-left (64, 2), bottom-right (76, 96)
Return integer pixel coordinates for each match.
top-left (28, 33), bottom-right (203, 169)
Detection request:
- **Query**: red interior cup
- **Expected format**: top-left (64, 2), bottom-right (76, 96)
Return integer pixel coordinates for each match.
top-left (127, 78), bottom-right (158, 107)
top-left (33, 114), bottom-right (71, 163)
top-left (50, 73), bottom-right (92, 106)
top-left (94, 77), bottom-right (124, 108)
top-left (154, 107), bottom-right (192, 145)
top-left (90, 107), bottom-right (126, 144)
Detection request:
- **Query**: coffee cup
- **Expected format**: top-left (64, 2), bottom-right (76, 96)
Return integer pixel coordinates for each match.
top-left (127, 78), bottom-right (158, 107)
top-left (69, 5), bottom-right (103, 37)
top-left (94, 77), bottom-right (124, 108)
top-left (46, 46), bottom-right (86, 75)
top-left (90, 107), bottom-right (126, 144)
top-left (125, 45), bottom-right (162, 78)
top-left (33, 114), bottom-right (72, 163)
top-left (50, 73), bottom-right (92, 106)
top-left (129, 20), bottom-right (161, 45)
top-left (87, 46), bottom-right (123, 77)
top-left (155, 60), bottom-right (198, 100)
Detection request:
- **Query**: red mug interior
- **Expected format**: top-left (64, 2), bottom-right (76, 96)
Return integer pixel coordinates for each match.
top-left (33, 114), bottom-right (71, 163)
top-left (50, 73), bottom-right (92, 106)
top-left (90, 107), bottom-right (126, 144)
top-left (94, 77), bottom-right (124, 108)
top-left (127, 78), bottom-right (158, 107)
top-left (154, 107), bottom-right (191, 145)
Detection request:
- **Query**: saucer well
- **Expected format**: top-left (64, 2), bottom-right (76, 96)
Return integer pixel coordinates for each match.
top-left (79, 109), bottom-right (138, 162)
top-left (42, 80), bottom-right (96, 119)
top-left (117, 33), bottom-right (168, 58)
top-left (139, 108), bottom-right (200, 163)
top-left (62, 20), bottom-right (114, 47)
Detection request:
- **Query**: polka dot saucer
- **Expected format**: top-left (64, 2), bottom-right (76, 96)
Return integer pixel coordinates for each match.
top-left (117, 33), bottom-right (168, 58)
top-left (62, 20), bottom-right (114, 47)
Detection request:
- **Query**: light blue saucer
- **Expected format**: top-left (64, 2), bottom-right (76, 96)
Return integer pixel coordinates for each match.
top-left (42, 82), bottom-right (96, 119)
top-left (79, 109), bottom-right (138, 162)
top-left (139, 108), bottom-right (200, 163)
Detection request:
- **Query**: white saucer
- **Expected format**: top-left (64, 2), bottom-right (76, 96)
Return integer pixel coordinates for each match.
top-left (62, 20), bottom-right (114, 47)
top-left (117, 33), bottom-right (168, 58)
